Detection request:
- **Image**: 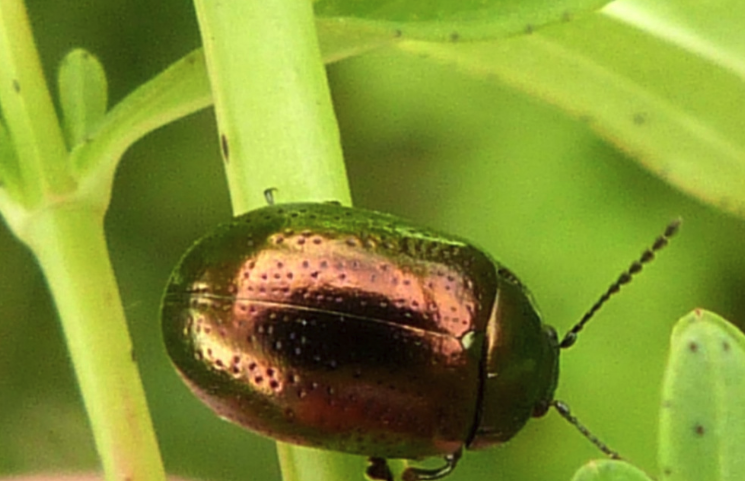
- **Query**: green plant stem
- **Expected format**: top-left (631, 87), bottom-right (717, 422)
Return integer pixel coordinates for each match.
top-left (0, 0), bottom-right (72, 207)
top-left (0, 2), bottom-right (166, 480)
top-left (70, 50), bottom-right (212, 204)
top-left (27, 206), bottom-right (166, 481)
top-left (192, 0), bottom-right (351, 215)
top-left (192, 0), bottom-right (355, 479)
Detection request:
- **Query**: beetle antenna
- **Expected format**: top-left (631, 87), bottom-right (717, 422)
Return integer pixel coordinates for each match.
top-left (560, 218), bottom-right (681, 349)
top-left (551, 401), bottom-right (621, 459)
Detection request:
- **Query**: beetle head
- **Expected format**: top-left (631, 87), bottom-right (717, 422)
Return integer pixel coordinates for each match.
top-left (468, 270), bottom-right (560, 449)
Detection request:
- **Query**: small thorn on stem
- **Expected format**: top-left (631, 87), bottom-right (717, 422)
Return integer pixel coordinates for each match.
top-left (263, 187), bottom-right (278, 205)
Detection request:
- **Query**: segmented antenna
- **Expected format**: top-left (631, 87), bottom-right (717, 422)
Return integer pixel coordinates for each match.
top-left (560, 218), bottom-right (681, 349)
top-left (552, 401), bottom-right (621, 459)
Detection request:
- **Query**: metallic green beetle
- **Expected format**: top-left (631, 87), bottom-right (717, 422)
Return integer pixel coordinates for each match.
top-left (161, 202), bottom-right (679, 480)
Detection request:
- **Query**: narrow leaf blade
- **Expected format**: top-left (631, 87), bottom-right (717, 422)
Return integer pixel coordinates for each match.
top-left (314, 0), bottom-right (612, 41)
top-left (398, 7), bottom-right (745, 219)
top-left (58, 48), bottom-right (108, 148)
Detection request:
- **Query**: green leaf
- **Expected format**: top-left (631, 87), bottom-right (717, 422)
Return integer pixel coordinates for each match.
top-left (607, 0), bottom-right (745, 73)
top-left (316, 19), bottom-right (400, 64)
top-left (659, 310), bottom-right (745, 481)
top-left (571, 460), bottom-right (654, 481)
top-left (70, 49), bottom-right (211, 187)
top-left (314, 0), bottom-right (612, 41)
top-left (58, 48), bottom-right (108, 148)
top-left (397, 2), bottom-right (745, 219)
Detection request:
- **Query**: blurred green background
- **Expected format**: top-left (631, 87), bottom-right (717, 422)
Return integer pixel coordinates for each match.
top-left (1, 1), bottom-right (744, 481)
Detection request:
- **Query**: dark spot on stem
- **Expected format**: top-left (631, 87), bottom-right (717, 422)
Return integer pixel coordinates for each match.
top-left (633, 113), bottom-right (647, 125)
top-left (221, 134), bottom-right (229, 162)
top-left (450, 32), bottom-right (460, 42)
top-left (12, 79), bottom-right (20, 92)
top-left (694, 423), bottom-right (705, 436)
top-left (688, 341), bottom-right (699, 353)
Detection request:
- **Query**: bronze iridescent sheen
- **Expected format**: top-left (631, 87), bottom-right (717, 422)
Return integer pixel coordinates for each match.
top-left (162, 203), bottom-right (559, 463)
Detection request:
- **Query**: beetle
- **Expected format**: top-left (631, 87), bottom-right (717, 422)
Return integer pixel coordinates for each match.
top-left (161, 199), bottom-right (679, 481)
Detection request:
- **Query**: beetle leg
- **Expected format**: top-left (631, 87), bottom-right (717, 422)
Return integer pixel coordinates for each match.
top-left (366, 457), bottom-right (394, 481)
top-left (401, 448), bottom-right (463, 481)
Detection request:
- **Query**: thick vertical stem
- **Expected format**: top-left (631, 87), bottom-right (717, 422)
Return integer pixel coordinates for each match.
top-left (193, 0), bottom-right (351, 215)
top-left (28, 207), bottom-right (166, 481)
top-left (192, 0), bottom-right (356, 479)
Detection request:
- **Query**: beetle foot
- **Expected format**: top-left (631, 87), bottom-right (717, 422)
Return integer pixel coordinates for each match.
top-left (401, 449), bottom-right (463, 481)
top-left (366, 457), bottom-right (394, 481)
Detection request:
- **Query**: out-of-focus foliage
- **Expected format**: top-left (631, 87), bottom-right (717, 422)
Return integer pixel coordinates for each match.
top-left (0, 1), bottom-right (744, 481)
